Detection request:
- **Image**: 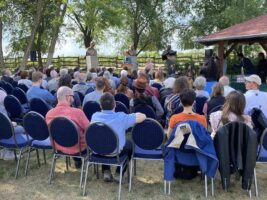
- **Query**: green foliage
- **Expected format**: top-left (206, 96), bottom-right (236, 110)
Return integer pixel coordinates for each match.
top-left (173, 0), bottom-right (267, 49)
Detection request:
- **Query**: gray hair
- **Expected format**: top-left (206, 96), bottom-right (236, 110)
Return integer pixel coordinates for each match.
top-left (59, 68), bottom-right (68, 77)
top-left (57, 86), bottom-right (73, 101)
top-left (73, 71), bottom-right (80, 79)
top-left (103, 71), bottom-right (111, 79)
top-left (50, 70), bottom-right (58, 78)
top-left (78, 73), bottom-right (87, 83)
top-left (219, 76), bottom-right (230, 86)
top-left (193, 76), bottom-right (206, 89)
top-left (120, 70), bottom-right (128, 77)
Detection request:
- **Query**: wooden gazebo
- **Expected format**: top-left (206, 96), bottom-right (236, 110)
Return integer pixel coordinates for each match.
top-left (197, 13), bottom-right (267, 76)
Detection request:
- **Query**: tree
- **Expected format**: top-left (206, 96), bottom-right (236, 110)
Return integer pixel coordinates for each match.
top-left (46, 1), bottom-right (67, 67)
top-left (68, 0), bottom-right (122, 48)
top-left (120, 0), bottom-right (178, 55)
top-left (0, 17), bottom-right (5, 69)
top-left (20, 0), bottom-right (45, 69)
top-left (173, 0), bottom-right (267, 49)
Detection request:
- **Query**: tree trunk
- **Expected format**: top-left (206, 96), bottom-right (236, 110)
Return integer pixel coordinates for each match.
top-left (83, 29), bottom-right (93, 48)
top-left (0, 17), bottom-right (5, 70)
top-left (20, 0), bottom-right (45, 70)
top-left (46, 2), bottom-right (67, 67)
top-left (37, 25), bottom-right (44, 68)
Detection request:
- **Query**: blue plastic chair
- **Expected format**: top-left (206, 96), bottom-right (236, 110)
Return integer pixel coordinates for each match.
top-left (83, 122), bottom-right (129, 200)
top-left (132, 104), bottom-right (156, 119)
top-left (75, 91), bottom-right (85, 103)
top-left (83, 101), bottom-right (101, 121)
top-left (48, 117), bottom-right (86, 192)
top-left (13, 87), bottom-right (28, 105)
top-left (0, 112), bottom-right (30, 178)
top-left (1, 81), bottom-right (14, 94)
top-left (115, 93), bottom-right (130, 109)
top-left (23, 111), bottom-right (52, 175)
top-left (29, 98), bottom-right (51, 117)
top-left (151, 82), bottom-right (162, 91)
top-left (115, 101), bottom-right (129, 114)
top-left (129, 118), bottom-right (165, 191)
top-left (17, 84), bottom-right (29, 93)
top-left (194, 96), bottom-right (208, 115)
top-left (4, 95), bottom-right (24, 122)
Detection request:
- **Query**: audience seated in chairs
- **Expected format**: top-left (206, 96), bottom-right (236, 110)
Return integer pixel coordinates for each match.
top-left (72, 73), bottom-right (90, 95)
top-left (210, 91), bottom-right (253, 139)
top-left (91, 92), bottom-right (146, 182)
top-left (26, 71), bottom-right (56, 107)
top-left (18, 71), bottom-right (32, 88)
top-left (244, 74), bottom-right (267, 117)
top-left (58, 74), bottom-right (81, 108)
top-left (47, 70), bottom-right (59, 92)
top-left (83, 77), bottom-right (105, 106)
top-left (218, 76), bottom-right (235, 97)
top-left (165, 76), bottom-right (190, 124)
top-left (131, 77), bottom-right (163, 119)
top-left (193, 76), bottom-right (209, 98)
top-left (203, 83), bottom-right (225, 117)
top-left (116, 76), bottom-right (133, 99)
top-left (45, 86), bottom-right (89, 168)
top-left (167, 89), bottom-right (207, 138)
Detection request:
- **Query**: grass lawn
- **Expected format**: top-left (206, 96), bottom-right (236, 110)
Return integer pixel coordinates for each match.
top-left (0, 150), bottom-right (266, 200)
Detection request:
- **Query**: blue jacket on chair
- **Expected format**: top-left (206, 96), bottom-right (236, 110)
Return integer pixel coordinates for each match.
top-left (164, 120), bottom-right (218, 181)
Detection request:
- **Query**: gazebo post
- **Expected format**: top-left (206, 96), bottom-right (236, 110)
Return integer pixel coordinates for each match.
top-left (259, 42), bottom-right (267, 54)
top-left (218, 42), bottom-right (224, 76)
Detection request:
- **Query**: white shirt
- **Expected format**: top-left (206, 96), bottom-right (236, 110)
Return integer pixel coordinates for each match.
top-left (244, 89), bottom-right (267, 117)
top-left (223, 85), bottom-right (235, 97)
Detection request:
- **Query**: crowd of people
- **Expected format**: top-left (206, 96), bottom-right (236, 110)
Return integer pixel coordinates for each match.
top-left (1, 62), bottom-right (267, 185)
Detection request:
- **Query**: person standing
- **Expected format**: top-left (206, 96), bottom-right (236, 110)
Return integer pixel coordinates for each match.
top-left (256, 52), bottom-right (267, 83)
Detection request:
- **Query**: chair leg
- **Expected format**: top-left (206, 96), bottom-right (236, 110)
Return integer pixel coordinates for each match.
top-left (168, 181), bottom-right (171, 195)
top-left (164, 180), bottom-right (166, 194)
top-left (36, 149), bottom-right (40, 167)
top-left (96, 165), bottom-right (99, 179)
top-left (211, 178), bottom-right (214, 197)
top-left (83, 162), bottom-right (90, 196)
top-left (118, 165), bottom-right (123, 200)
top-left (15, 149), bottom-right (23, 179)
top-left (43, 149), bottom-right (46, 164)
top-left (205, 175), bottom-right (208, 198)
top-left (14, 149), bottom-right (17, 162)
top-left (65, 157), bottom-right (69, 171)
top-left (129, 159), bottom-right (133, 192)
top-left (49, 154), bottom-right (56, 184)
top-left (134, 160), bottom-right (136, 176)
top-left (254, 168), bottom-right (259, 197)
top-left (79, 158), bottom-right (85, 191)
top-left (25, 147), bottom-right (32, 176)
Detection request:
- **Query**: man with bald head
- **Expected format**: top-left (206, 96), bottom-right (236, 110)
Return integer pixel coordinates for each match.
top-left (46, 86), bottom-right (89, 168)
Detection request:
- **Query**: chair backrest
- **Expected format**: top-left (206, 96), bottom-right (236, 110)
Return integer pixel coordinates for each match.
top-left (0, 112), bottom-right (14, 140)
top-left (85, 122), bottom-right (119, 155)
top-left (13, 87), bottom-right (28, 105)
top-left (75, 91), bottom-right (84, 103)
top-left (115, 101), bottom-right (129, 114)
top-left (207, 104), bottom-right (223, 118)
top-left (132, 118), bottom-right (164, 150)
top-left (83, 101), bottom-right (101, 121)
top-left (151, 82), bottom-right (162, 91)
top-left (29, 98), bottom-right (50, 117)
top-left (2, 81), bottom-right (13, 94)
top-left (23, 111), bottom-right (49, 141)
top-left (4, 95), bottom-right (23, 118)
top-left (0, 87), bottom-right (6, 92)
top-left (194, 96), bottom-right (208, 115)
top-left (250, 108), bottom-right (267, 142)
top-left (49, 117), bottom-right (80, 150)
top-left (12, 81), bottom-right (18, 88)
top-left (132, 104), bottom-right (156, 119)
top-left (17, 84), bottom-right (29, 93)
top-left (115, 93), bottom-right (130, 109)
top-left (171, 105), bottom-right (184, 115)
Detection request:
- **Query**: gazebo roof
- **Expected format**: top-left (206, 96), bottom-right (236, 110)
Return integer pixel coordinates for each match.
top-left (197, 14), bottom-right (267, 46)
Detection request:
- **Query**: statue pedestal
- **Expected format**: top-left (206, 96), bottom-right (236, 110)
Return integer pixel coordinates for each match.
top-left (86, 56), bottom-right (98, 72)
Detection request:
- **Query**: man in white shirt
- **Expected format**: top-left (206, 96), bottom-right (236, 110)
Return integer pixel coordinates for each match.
top-left (244, 74), bottom-right (267, 117)
top-left (219, 76), bottom-right (235, 97)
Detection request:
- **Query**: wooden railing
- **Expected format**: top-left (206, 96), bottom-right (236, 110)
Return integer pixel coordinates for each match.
top-left (3, 55), bottom-right (205, 72)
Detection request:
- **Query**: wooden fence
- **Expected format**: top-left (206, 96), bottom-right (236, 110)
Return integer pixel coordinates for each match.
top-left (3, 55), bottom-right (205, 72)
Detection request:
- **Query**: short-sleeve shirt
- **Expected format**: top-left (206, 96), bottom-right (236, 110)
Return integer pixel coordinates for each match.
top-left (169, 112), bottom-right (207, 129)
top-left (91, 110), bottom-right (136, 150)
top-left (245, 90), bottom-right (267, 117)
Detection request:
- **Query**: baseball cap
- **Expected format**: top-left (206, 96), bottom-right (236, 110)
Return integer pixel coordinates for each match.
top-left (244, 74), bottom-right (261, 86)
